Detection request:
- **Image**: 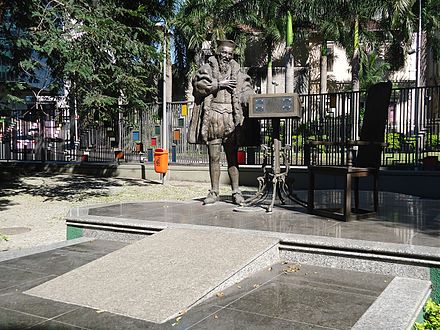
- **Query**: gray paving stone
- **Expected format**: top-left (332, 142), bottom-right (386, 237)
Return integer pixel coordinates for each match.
top-left (0, 237), bottom-right (94, 262)
top-left (0, 265), bottom-right (52, 291)
top-left (0, 291), bottom-right (80, 319)
top-left (224, 278), bottom-right (375, 329)
top-left (25, 228), bottom-right (279, 324)
top-left (0, 307), bottom-right (48, 329)
top-left (190, 307), bottom-right (323, 330)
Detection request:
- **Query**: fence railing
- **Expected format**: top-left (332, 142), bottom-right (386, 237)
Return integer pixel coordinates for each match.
top-left (1, 85), bottom-right (439, 167)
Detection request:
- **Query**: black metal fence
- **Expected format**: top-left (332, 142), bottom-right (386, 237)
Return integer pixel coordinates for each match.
top-left (1, 85), bottom-right (439, 167)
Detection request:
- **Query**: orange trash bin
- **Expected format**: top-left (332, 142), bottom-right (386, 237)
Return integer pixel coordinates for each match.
top-left (237, 150), bottom-right (246, 165)
top-left (154, 148), bottom-right (169, 173)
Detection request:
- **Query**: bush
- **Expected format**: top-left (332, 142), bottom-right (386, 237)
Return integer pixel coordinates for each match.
top-left (426, 134), bottom-right (440, 151)
top-left (386, 133), bottom-right (402, 151)
top-left (414, 298), bottom-right (440, 330)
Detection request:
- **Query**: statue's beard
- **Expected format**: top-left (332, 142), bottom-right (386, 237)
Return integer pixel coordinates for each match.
top-left (219, 59), bottom-right (230, 74)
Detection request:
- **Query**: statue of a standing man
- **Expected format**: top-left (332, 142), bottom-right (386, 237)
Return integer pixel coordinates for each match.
top-left (188, 40), bottom-right (254, 205)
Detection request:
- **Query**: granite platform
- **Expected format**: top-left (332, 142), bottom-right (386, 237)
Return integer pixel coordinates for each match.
top-left (66, 190), bottom-right (440, 276)
top-left (0, 238), bottom-right (430, 329)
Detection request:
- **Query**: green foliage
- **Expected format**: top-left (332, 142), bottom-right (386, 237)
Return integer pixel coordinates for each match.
top-left (359, 50), bottom-right (391, 91)
top-left (292, 134), bottom-right (303, 145)
top-left (386, 132), bottom-right (401, 150)
top-left (426, 134), bottom-right (440, 150)
top-left (423, 0), bottom-right (440, 60)
top-left (1, 0), bottom-right (167, 119)
top-left (414, 298), bottom-right (440, 330)
top-left (405, 136), bottom-right (417, 149)
top-left (292, 134), bottom-right (306, 152)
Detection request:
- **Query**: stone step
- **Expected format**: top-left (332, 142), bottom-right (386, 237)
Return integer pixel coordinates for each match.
top-left (352, 277), bottom-right (431, 330)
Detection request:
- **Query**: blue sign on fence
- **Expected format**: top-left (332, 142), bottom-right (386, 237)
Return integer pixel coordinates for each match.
top-left (132, 131), bottom-right (139, 141)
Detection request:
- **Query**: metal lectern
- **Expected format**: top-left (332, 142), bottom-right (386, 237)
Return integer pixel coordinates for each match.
top-left (237, 93), bottom-right (305, 212)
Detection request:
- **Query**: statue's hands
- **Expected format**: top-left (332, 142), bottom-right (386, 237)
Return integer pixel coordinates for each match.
top-left (218, 79), bottom-right (237, 91)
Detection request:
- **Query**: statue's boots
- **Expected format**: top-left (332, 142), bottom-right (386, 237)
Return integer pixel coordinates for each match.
top-left (232, 191), bottom-right (245, 206)
top-left (203, 190), bottom-right (219, 205)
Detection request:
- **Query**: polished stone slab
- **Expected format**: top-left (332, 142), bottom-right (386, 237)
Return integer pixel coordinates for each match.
top-left (26, 228), bottom-right (278, 323)
top-left (72, 190), bottom-right (440, 249)
top-left (191, 262), bottom-right (392, 330)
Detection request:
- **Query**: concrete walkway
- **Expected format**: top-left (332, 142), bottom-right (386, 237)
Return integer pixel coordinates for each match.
top-left (0, 174), bottom-right (231, 251)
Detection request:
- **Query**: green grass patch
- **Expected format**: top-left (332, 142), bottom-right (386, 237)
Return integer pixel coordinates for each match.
top-left (414, 298), bottom-right (440, 330)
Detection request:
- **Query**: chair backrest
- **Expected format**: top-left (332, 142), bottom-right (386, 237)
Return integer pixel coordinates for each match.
top-left (355, 81), bottom-right (392, 168)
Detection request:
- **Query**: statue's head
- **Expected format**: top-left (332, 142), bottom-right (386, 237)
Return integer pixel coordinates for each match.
top-left (216, 40), bottom-right (235, 65)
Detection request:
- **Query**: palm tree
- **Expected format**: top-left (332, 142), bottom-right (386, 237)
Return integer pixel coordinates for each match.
top-left (173, 0), bottom-right (236, 80)
top-left (303, 0), bottom-right (415, 92)
top-left (344, 0), bottom-right (415, 91)
top-left (227, 0), bottom-right (285, 93)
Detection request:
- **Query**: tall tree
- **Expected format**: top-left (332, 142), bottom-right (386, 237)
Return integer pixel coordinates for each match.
top-left (225, 0), bottom-right (285, 93)
top-left (174, 0), bottom-right (235, 80)
top-left (1, 0), bottom-right (167, 120)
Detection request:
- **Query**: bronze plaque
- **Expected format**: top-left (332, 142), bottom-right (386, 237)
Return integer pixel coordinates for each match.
top-left (249, 93), bottom-right (301, 119)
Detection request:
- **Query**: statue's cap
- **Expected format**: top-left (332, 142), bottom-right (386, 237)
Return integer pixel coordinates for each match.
top-left (217, 40), bottom-right (236, 49)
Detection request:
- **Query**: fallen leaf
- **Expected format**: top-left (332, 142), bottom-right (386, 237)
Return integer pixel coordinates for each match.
top-left (178, 309), bottom-right (188, 315)
top-left (216, 292), bottom-right (225, 298)
top-left (283, 264), bottom-right (301, 274)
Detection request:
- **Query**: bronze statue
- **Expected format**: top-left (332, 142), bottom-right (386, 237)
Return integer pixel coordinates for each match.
top-left (188, 40), bottom-right (254, 205)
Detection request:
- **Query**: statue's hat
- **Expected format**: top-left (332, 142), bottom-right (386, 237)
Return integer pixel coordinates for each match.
top-left (217, 40), bottom-right (236, 49)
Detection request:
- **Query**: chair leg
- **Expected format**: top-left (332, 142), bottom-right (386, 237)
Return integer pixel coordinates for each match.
top-left (373, 173), bottom-right (379, 212)
top-left (308, 171), bottom-right (315, 213)
top-left (343, 173), bottom-right (352, 221)
top-left (354, 177), bottom-right (359, 211)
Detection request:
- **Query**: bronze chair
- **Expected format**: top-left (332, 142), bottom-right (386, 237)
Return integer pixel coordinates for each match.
top-left (307, 81), bottom-right (392, 221)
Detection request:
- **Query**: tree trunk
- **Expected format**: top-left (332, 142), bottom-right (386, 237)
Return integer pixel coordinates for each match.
top-left (166, 35), bottom-right (172, 102)
top-left (266, 48), bottom-right (273, 94)
top-left (352, 16), bottom-right (360, 92)
top-left (320, 42), bottom-right (328, 94)
top-left (285, 11), bottom-right (294, 93)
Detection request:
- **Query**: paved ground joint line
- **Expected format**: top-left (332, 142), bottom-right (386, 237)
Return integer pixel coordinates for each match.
top-left (223, 306), bottom-right (339, 330)
top-left (186, 270), bottom-right (286, 329)
top-left (26, 307), bottom-right (86, 330)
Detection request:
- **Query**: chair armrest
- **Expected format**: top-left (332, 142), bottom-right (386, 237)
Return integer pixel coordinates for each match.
top-left (347, 140), bottom-right (387, 147)
top-left (308, 141), bottom-right (343, 147)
